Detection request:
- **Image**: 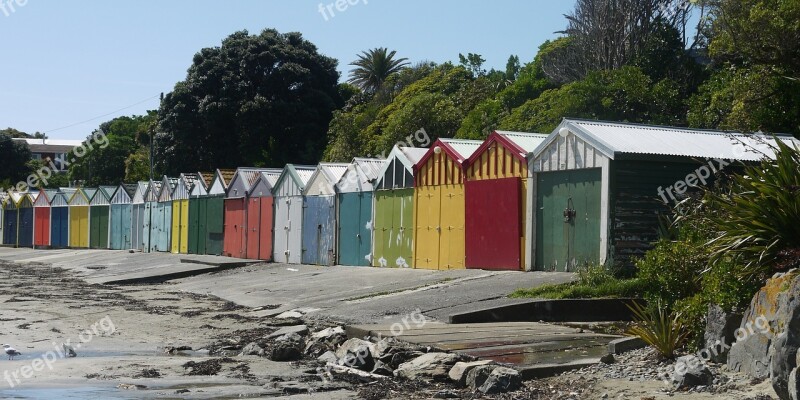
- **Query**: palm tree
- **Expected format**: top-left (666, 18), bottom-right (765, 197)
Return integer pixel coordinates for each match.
top-left (348, 48), bottom-right (410, 93)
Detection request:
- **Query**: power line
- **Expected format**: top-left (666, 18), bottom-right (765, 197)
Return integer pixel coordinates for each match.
top-left (43, 94), bottom-right (161, 134)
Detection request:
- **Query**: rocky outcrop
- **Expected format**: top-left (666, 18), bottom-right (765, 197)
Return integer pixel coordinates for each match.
top-left (394, 352), bottom-right (458, 381)
top-left (705, 304), bottom-right (742, 363)
top-left (727, 271), bottom-right (800, 400)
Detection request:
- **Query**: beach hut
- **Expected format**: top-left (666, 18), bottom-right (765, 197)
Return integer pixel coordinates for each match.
top-left (16, 192), bottom-right (35, 248)
top-left (33, 189), bottom-right (57, 248)
top-left (68, 189), bottom-right (92, 248)
top-left (199, 169), bottom-right (233, 255)
top-left (245, 169), bottom-right (282, 261)
top-left (143, 180), bottom-right (162, 252)
top-left (223, 168), bottom-right (271, 258)
top-left (89, 187), bottom-right (113, 249)
top-left (529, 119), bottom-right (800, 270)
top-left (130, 182), bottom-right (148, 251)
top-left (0, 193), bottom-right (6, 244)
top-left (171, 174), bottom-right (200, 254)
top-left (152, 177), bottom-right (176, 252)
top-left (372, 146), bottom-right (427, 268)
top-left (302, 163), bottom-right (348, 266)
top-left (272, 164), bottom-right (315, 264)
top-left (464, 131), bottom-right (548, 271)
top-left (50, 190), bottom-right (70, 248)
top-left (188, 174), bottom-right (209, 255)
top-left (336, 158), bottom-right (385, 266)
top-left (3, 192), bottom-right (21, 246)
top-left (413, 138), bottom-right (482, 270)
top-left (110, 184), bottom-right (136, 250)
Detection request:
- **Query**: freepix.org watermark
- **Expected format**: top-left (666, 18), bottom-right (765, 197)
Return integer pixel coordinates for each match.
top-left (3, 129), bottom-right (109, 194)
top-left (3, 316), bottom-right (116, 388)
top-left (0, 0), bottom-right (28, 18)
top-left (657, 157), bottom-right (732, 204)
top-left (318, 0), bottom-right (367, 21)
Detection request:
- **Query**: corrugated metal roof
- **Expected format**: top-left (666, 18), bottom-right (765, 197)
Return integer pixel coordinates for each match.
top-left (219, 169), bottom-right (236, 186)
top-left (399, 147), bottom-right (428, 165)
top-left (496, 131), bottom-right (549, 153)
top-left (353, 158), bottom-right (385, 181)
top-left (441, 138), bottom-right (482, 160)
top-left (262, 170), bottom-right (282, 188)
top-left (294, 166), bottom-right (316, 186)
top-left (318, 163), bottom-right (350, 184)
top-left (561, 119), bottom-right (800, 161)
top-left (131, 182), bottom-right (148, 203)
top-left (111, 184), bottom-right (133, 204)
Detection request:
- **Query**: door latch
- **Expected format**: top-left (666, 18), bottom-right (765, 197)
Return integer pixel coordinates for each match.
top-left (563, 198), bottom-right (576, 223)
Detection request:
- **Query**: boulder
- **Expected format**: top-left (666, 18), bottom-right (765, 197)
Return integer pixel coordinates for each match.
top-left (305, 327), bottom-right (347, 357)
top-left (727, 272), bottom-right (800, 400)
top-left (270, 333), bottom-right (303, 362)
top-left (394, 352), bottom-right (458, 381)
top-left (239, 342), bottom-right (265, 357)
top-left (600, 354), bottom-right (615, 364)
top-left (448, 360), bottom-right (493, 387)
top-left (317, 350), bottom-right (338, 364)
top-left (371, 360), bottom-right (394, 376)
top-left (789, 368), bottom-right (799, 400)
top-left (704, 304), bottom-right (743, 363)
top-left (673, 355), bottom-right (713, 388)
top-left (478, 366), bottom-right (522, 394)
top-left (466, 365), bottom-right (495, 390)
top-left (334, 338), bottom-right (376, 371)
top-left (276, 310), bottom-right (303, 319)
top-left (267, 324), bottom-right (309, 339)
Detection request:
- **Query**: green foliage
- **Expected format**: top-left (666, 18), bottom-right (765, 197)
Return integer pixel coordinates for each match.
top-left (688, 66), bottom-right (800, 133)
top-left (511, 264), bottom-right (646, 299)
top-left (704, 140), bottom-right (800, 276)
top-left (636, 228), bottom-right (707, 306)
top-left (158, 29), bottom-right (343, 173)
top-left (500, 66), bottom-right (684, 133)
top-left (124, 147), bottom-right (152, 183)
top-left (349, 48), bottom-right (410, 93)
top-left (627, 301), bottom-right (689, 359)
top-left (0, 133), bottom-right (32, 187)
top-left (458, 53), bottom-right (486, 77)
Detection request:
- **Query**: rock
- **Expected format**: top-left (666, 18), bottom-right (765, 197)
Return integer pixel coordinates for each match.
top-left (384, 350), bottom-right (424, 370)
top-left (673, 355), bottom-right (713, 388)
top-left (276, 311), bottom-right (303, 319)
top-left (789, 368), bottom-right (800, 400)
top-left (239, 342), bottom-right (265, 357)
top-left (772, 330), bottom-right (800, 400)
top-left (433, 389), bottom-right (460, 398)
top-left (466, 365), bottom-right (495, 390)
top-left (317, 350), bottom-right (338, 364)
top-left (448, 360), bottom-right (493, 387)
top-left (371, 360), bottom-right (393, 376)
top-left (600, 354), bottom-right (615, 364)
top-left (705, 304), bottom-right (743, 363)
top-left (729, 273), bottom-right (799, 381)
top-left (311, 326), bottom-right (345, 340)
top-left (270, 334), bottom-right (303, 362)
top-left (394, 352), bottom-right (459, 381)
top-left (266, 324), bottom-right (309, 339)
top-left (335, 338), bottom-right (376, 371)
top-left (478, 366), bottom-right (522, 394)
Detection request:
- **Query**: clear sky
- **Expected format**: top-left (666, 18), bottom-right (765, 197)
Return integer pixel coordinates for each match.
top-left (0, 0), bottom-right (574, 140)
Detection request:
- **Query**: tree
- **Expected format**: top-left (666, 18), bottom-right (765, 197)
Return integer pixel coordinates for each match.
top-left (124, 147), bottom-right (152, 182)
top-left (500, 66), bottom-right (685, 133)
top-left (541, 0), bottom-right (696, 83)
top-left (67, 114), bottom-right (153, 186)
top-left (458, 53), bottom-right (487, 77)
top-left (0, 133), bottom-right (32, 189)
top-left (348, 48), bottom-right (410, 93)
top-left (158, 29), bottom-right (343, 173)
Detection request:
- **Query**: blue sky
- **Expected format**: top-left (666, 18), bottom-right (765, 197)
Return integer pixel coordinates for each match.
top-left (0, 0), bottom-right (574, 140)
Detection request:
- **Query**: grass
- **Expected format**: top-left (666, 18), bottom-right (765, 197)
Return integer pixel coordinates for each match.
top-left (510, 264), bottom-right (647, 299)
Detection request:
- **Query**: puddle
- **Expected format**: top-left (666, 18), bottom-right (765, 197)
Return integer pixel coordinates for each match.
top-left (0, 387), bottom-right (143, 400)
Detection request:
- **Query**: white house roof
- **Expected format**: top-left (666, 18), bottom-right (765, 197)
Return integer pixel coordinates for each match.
top-left (496, 131), bottom-right (549, 153)
top-left (440, 138), bottom-right (482, 160)
top-left (554, 119), bottom-right (800, 161)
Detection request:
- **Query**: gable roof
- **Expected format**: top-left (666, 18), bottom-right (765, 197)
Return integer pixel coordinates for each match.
top-left (208, 169), bottom-right (234, 195)
top-left (131, 181), bottom-right (149, 204)
top-left (414, 138), bottom-right (482, 173)
top-left (304, 163), bottom-right (350, 195)
top-left (50, 191), bottom-right (70, 207)
top-left (158, 177), bottom-right (177, 202)
top-left (226, 168), bottom-right (281, 198)
top-left (33, 189), bottom-right (58, 207)
top-left (145, 180), bottom-right (162, 202)
top-left (111, 184), bottom-right (134, 204)
top-left (547, 119), bottom-right (800, 161)
top-left (467, 131), bottom-right (548, 167)
top-left (336, 158), bottom-right (385, 192)
top-left (273, 164), bottom-right (316, 194)
top-left (68, 188), bottom-right (91, 206)
top-left (90, 186), bottom-right (115, 206)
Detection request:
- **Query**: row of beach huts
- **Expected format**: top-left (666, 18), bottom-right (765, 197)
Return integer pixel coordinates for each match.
top-left (1, 119), bottom-right (795, 271)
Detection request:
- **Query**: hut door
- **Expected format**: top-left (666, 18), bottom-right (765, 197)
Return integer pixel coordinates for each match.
top-left (536, 168), bottom-right (602, 271)
top-left (465, 178), bottom-right (521, 270)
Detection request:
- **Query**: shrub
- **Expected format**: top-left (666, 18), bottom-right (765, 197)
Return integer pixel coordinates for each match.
top-left (635, 229), bottom-right (708, 306)
top-left (627, 301), bottom-right (689, 359)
